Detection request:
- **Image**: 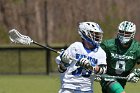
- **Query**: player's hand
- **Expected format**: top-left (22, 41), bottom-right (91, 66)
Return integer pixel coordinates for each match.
top-left (78, 58), bottom-right (92, 70)
top-left (127, 73), bottom-right (139, 83)
top-left (60, 50), bottom-right (70, 67)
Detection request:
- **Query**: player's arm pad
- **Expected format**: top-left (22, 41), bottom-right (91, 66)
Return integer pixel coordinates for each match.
top-left (58, 63), bottom-right (67, 73)
top-left (95, 64), bottom-right (107, 75)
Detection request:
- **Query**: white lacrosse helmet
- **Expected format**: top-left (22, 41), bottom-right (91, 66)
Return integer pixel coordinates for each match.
top-left (78, 22), bottom-right (103, 47)
top-left (118, 21), bottom-right (136, 44)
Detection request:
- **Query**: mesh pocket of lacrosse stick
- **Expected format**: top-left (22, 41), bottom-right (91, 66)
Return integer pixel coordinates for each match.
top-left (9, 29), bottom-right (33, 45)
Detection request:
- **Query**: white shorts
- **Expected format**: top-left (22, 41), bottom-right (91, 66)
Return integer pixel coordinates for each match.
top-left (58, 88), bottom-right (93, 93)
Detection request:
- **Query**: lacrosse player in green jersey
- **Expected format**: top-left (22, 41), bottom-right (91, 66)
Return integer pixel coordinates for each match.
top-left (99, 21), bottom-right (140, 93)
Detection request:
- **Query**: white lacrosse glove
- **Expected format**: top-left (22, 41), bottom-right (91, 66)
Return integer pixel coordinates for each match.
top-left (127, 73), bottom-right (139, 83)
top-left (60, 50), bottom-right (70, 67)
top-left (78, 58), bottom-right (90, 68)
top-left (78, 58), bottom-right (95, 71)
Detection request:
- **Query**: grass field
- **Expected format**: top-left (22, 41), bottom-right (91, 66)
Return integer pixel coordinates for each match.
top-left (0, 74), bottom-right (139, 93)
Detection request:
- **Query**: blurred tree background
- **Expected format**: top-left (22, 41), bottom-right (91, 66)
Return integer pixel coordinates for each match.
top-left (0, 0), bottom-right (140, 46)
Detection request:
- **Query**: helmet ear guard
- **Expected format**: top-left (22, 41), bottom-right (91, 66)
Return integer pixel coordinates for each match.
top-left (117, 21), bottom-right (136, 44)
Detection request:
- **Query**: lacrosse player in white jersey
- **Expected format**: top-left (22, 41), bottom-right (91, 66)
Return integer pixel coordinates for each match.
top-left (55, 22), bottom-right (107, 93)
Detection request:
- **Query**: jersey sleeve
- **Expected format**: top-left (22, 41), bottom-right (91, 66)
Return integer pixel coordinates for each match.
top-left (55, 56), bottom-right (61, 64)
top-left (100, 40), bottom-right (109, 53)
top-left (95, 47), bottom-right (107, 74)
top-left (136, 44), bottom-right (140, 64)
top-left (97, 48), bottom-right (107, 65)
top-left (100, 40), bottom-right (112, 58)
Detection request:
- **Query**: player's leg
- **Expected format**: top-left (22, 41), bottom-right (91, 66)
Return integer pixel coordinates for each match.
top-left (107, 81), bottom-right (125, 93)
top-left (100, 80), bottom-right (125, 93)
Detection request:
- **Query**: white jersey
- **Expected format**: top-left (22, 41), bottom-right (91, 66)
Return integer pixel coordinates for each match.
top-left (56, 42), bottom-right (106, 91)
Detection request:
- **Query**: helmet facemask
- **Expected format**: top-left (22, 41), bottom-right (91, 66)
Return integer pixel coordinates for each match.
top-left (118, 30), bottom-right (135, 44)
top-left (117, 21), bottom-right (136, 44)
top-left (88, 31), bottom-right (103, 44)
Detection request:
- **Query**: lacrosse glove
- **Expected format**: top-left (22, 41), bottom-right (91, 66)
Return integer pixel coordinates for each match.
top-left (127, 68), bottom-right (140, 83)
top-left (77, 58), bottom-right (95, 71)
top-left (60, 50), bottom-right (70, 67)
top-left (58, 64), bottom-right (67, 73)
top-left (94, 76), bottom-right (101, 82)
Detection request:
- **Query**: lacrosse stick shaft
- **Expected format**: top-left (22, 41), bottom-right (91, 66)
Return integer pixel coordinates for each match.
top-left (33, 41), bottom-right (77, 61)
top-left (33, 41), bottom-right (61, 54)
top-left (96, 74), bottom-right (128, 80)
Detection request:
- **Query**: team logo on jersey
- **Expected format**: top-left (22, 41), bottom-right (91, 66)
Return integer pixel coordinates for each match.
top-left (111, 53), bottom-right (134, 59)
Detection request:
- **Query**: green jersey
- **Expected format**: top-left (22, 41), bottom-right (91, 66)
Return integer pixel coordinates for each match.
top-left (101, 39), bottom-right (140, 77)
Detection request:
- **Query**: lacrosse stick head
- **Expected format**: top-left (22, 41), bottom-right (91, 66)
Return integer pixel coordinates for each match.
top-left (9, 29), bottom-right (33, 45)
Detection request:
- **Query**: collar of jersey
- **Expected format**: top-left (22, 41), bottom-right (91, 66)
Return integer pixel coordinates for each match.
top-left (83, 46), bottom-right (93, 53)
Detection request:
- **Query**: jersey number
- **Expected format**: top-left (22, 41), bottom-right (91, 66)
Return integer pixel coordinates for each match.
top-left (115, 61), bottom-right (126, 74)
top-left (72, 67), bottom-right (91, 77)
